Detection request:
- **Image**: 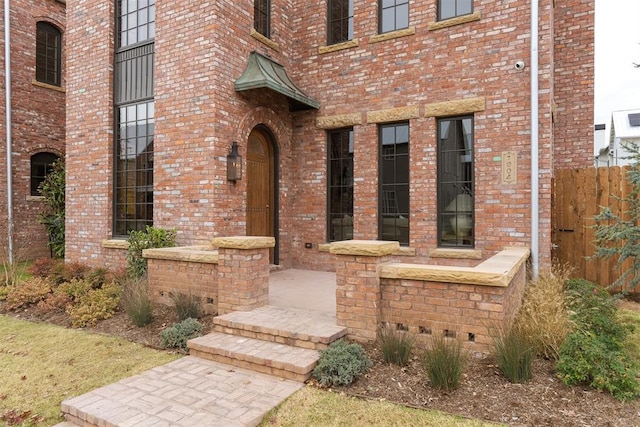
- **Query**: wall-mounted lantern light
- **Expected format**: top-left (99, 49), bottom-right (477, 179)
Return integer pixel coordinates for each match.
top-left (227, 141), bottom-right (242, 183)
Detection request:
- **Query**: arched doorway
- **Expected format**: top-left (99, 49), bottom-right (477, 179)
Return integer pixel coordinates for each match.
top-left (246, 127), bottom-right (278, 264)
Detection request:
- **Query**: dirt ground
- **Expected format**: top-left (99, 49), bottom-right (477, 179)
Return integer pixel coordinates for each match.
top-left (2, 300), bottom-right (640, 427)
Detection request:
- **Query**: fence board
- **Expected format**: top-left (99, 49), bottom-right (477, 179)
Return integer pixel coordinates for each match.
top-left (552, 166), bottom-right (633, 289)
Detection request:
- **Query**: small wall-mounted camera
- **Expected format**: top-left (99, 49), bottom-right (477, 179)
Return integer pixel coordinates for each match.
top-left (514, 61), bottom-right (525, 70)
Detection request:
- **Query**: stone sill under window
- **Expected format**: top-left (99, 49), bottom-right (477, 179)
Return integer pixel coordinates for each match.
top-left (26, 195), bottom-right (44, 202)
top-left (102, 239), bottom-right (129, 250)
top-left (427, 12), bottom-right (481, 31)
top-left (319, 242), bottom-right (416, 257)
top-left (369, 27), bottom-right (416, 44)
top-left (430, 247), bottom-right (483, 260)
top-left (32, 79), bottom-right (65, 93)
top-left (318, 39), bottom-right (359, 55)
top-left (250, 29), bottom-right (280, 52)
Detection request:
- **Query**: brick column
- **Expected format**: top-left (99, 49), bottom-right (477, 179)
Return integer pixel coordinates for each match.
top-left (330, 240), bottom-right (399, 341)
top-left (212, 236), bottom-right (275, 314)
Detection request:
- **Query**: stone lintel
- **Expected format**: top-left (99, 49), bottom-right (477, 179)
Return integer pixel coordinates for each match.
top-left (143, 246), bottom-right (218, 264)
top-left (330, 240), bottom-right (400, 256)
top-left (367, 106), bottom-right (420, 124)
top-left (424, 97), bottom-right (485, 118)
top-left (316, 113), bottom-right (363, 129)
top-left (102, 239), bottom-right (129, 250)
top-left (212, 236), bottom-right (276, 250)
top-left (379, 247), bottom-right (530, 287)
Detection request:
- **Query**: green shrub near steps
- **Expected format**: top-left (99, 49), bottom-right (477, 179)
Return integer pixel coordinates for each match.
top-left (160, 318), bottom-right (204, 352)
top-left (312, 339), bottom-right (372, 387)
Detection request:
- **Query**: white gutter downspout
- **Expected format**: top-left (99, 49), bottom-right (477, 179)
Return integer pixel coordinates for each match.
top-left (530, 0), bottom-right (540, 279)
top-left (4, 0), bottom-right (13, 264)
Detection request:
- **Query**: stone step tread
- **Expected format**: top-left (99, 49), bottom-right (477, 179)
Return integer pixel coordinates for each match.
top-left (188, 332), bottom-right (319, 375)
top-left (213, 306), bottom-right (346, 344)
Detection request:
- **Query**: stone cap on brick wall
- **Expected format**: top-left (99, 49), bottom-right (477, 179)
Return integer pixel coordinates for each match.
top-left (379, 246), bottom-right (530, 287)
top-left (329, 240), bottom-right (400, 256)
top-left (143, 245), bottom-right (218, 264)
top-left (211, 236), bottom-right (276, 250)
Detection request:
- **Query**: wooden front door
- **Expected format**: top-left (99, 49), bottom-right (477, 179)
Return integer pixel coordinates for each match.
top-left (246, 128), bottom-right (276, 262)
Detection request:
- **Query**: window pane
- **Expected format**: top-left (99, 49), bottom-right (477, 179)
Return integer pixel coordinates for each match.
top-left (328, 128), bottom-right (354, 242)
top-left (381, 8), bottom-right (394, 32)
top-left (379, 123), bottom-right (409, 245)
top-left (440, 0), bottom-right (455, 20)
top-left (459, 0), bottom-right (473, 15)
top-left (396, 3), bottom-right (409, 29)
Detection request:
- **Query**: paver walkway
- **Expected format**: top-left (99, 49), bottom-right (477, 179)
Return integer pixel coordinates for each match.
top-left (60, 356), bottom-right (302, 427)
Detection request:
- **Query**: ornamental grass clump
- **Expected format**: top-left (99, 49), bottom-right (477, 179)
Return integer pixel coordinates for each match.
top-left (422, 332), bottom-right (466, 391)
top-left (170, 290), bottom-right (202, 321)
top-left (514, 266), bottom-right (573, 360)
top-left (493, 325), bottom-right (535, 383)
top-left (312, 339), bottom-right (372, 387)
top-left (121, 276), bottom-right (154, 327)
top-left (378, 322), bottom-right (414, 366)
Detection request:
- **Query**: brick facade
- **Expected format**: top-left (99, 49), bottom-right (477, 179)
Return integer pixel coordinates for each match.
top-left (0, 0), bottom-right (66, 260)
top-left (65, 1), bottom-right (594, 272)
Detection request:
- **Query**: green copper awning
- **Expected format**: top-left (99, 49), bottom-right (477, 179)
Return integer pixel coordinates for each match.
top-left (235, 51), bottom-right (320, 111)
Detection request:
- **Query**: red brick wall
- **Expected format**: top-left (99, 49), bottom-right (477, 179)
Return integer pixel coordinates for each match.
top-left (0, 0), bottom-right (66, 260)
top-left (553, 0), bottom-right (595, 169)
top-left (64, 0), bottom-right (593, 272)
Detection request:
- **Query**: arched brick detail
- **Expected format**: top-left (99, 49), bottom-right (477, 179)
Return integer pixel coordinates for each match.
top-left (235, 106), bottom-right (292, 153)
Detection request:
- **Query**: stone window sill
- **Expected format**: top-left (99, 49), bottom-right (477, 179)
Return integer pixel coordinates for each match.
top-left (250, 29), bottom-right (280, 51)
top-left (318, 39), bottom-right (359, 55)
top-left (369, 27), bottom-right (416, 44)
top-left (427, 12), bottom-right (481, 31)
top-left (32, 79), bottom-right (65, 93)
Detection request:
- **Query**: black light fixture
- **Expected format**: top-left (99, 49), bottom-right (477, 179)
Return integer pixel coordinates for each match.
top-left (227, 141), bottom-right (242, 183)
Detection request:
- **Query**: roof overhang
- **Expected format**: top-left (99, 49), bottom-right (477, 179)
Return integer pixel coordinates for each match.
top-left (234, 51), bottom-right (320, 112)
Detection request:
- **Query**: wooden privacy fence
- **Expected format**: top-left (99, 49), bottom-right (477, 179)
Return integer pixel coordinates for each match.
top-left (552, 166), bottom-right (633, 289)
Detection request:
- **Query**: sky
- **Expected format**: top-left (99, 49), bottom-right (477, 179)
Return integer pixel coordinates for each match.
top-left (594, 0), bottom-right (640, 126)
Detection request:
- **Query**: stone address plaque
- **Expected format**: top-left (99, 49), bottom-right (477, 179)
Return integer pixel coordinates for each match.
top-left (502, 151), bottom-right (517, 184)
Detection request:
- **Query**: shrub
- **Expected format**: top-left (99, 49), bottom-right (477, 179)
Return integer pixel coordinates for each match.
top-left (312, 339), bottom-right (372, 387)
top-left (37, 159), bottom-right (65, 258)
top-left (160, 318), bottom-right (204, 351)
top-left (378, 322), bottom-right (414, 366)
top-left (170, 290), bottom-right (202, 321)
top-left (493, 325), bottom-right (535, 383)
top-left (121, 277), bottom-right (154, 327)
top-left (556, 279), bottom-right (640, 401)
top-left (515, 266), bottom-right (572, 360)
top-left (5, 277), bottom-right (52, 310)
top-left (126, 226), bottom-right (177, 278)
top-left (57, 278), bottom-right (93, 301)
top-left (422, 333), bottom-right (466, 391)
top-left (66, 282), bottom-right (121, 327)
top-left (29, 257), bottom-right (60, 278)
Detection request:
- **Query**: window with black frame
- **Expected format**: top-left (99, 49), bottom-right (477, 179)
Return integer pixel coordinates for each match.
top-left (438, 0), bottom-right (473, 21)
top-left (114, 0), bottom-right (155, 236)
top-left (379, 122), bottom-right (409, 245)
top-left (379, 0), bottom-right (409, 34)
top-left (328, 128), bottom-right (354, 242)
top-left (30, 152), bottom-right (60, 196)
top-left (36, 22), bottom-right (62, 86)
top-left (328, 0), bottom-right (354, 45)
top-left (254, 0), bottom-right (271, 38)
top-left (438, 116), bottom-right (474, 247)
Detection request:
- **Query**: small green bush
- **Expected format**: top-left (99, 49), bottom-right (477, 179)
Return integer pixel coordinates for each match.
top-left (57, 278), bottom-right (93, 301)
top-left (312, 340), bottom-right (372, 387)
top-left (5, 277), bottom-right (52, 310)
top-left (66, 282), bottom-right (122, 327)
top-left (37, 159), bottom-right (65, 258)
top-left (170, 290), bottom-right (202, 321)
top-left (423, 333), bottom-right (466, 391)
top-left (127, 226), bottom-right (177, 278)
top-left (160, 318), bottom-right (204, 351)
top-left (121, 277), bottom-right (154, 327)
top-left (493, 326), bottom-right (535, 383)
top-left (556, 279), bottom-right (640, 401)
top-left (378, 322), bottom-right (414, 366)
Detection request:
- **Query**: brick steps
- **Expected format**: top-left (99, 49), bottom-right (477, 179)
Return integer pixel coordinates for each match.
top-left (212, 306), bottom-right (347, 350)
top-left (188, 332), bottom-right (319, 382)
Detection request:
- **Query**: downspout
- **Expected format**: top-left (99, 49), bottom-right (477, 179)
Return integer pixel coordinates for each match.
top-left (530, 0), bottom-right (540, 278)
top-left (4, 0), bottom-right (13, 264)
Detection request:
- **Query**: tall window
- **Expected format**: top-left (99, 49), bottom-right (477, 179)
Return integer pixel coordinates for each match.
top-left (118, 0), bottom-right (155, 47)
top-left (438, 0), bottom-right (473, 21)
top-left (254, 0), bottom-right (271, 38)
top-left (328, 0), bottom-right (354, 45)
top-left (30, 152), bottom-right (60, 196)
top-left (115, 0), bottom-right (155, 235)
top-left (328, 129), bottom-right (354, 242)
top-left (379, 0), bottom-right (409, 34)
top-left (36, 22), bottom-right (62, 86)
top-left (438, 116), bottom-right (474, 247)
top-left (379, 123), bottom-right (409, 245)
